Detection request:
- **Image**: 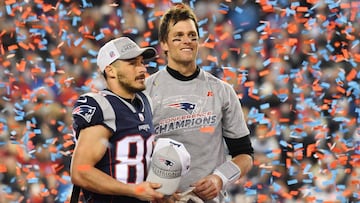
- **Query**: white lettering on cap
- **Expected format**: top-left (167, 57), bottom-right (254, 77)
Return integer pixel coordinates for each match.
top-left (121, 43), bottom-right (136, 53)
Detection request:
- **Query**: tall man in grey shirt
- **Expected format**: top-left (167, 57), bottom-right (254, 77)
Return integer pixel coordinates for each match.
top-left (145, 3), bottom-right (254, 203)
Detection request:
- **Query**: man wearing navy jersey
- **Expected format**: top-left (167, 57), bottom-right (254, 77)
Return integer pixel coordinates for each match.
top-left (70, 37), bottom-right (164, 203)
top-left (145, 3), bottom-right (254, 203)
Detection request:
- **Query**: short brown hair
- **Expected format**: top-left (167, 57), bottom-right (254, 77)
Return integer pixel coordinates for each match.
top-left (159, 3), bottom-right (199, 43)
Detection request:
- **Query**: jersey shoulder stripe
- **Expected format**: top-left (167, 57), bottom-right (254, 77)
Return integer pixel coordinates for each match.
top-left (87, 92), bottom-right (116, 131)
top-left (72, 91), bottom-right (116, 135)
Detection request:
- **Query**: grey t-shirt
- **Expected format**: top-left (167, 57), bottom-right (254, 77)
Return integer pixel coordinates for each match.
top-left (145, 68), bottom-right (249, 200)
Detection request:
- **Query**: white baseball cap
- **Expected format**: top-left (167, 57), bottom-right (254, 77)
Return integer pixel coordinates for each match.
top-left (96, 37), bottom-right (157, 72)
top-left (146, 138), bottom-right (191, 195)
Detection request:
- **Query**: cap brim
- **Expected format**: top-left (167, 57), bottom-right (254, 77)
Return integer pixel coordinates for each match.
top-left (141, 47), bottom-right (157, 60)
top-left (118, 47), bottom-right (157, 61)
top-left (146, 168), bottom-right (181, 195)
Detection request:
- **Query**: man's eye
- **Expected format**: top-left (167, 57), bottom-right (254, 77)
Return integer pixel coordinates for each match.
top-left (172, 38), bottom-right (181, 42)
top-left (190, 34), bottom-right (198, 40)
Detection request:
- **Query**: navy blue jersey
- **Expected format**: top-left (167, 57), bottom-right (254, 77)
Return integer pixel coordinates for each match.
top-left (72, 89), bottom-right (154, 203)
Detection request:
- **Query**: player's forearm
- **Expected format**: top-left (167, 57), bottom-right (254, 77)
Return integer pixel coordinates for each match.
top-left (71, 166), bottom-right (135, 197)
top-left (232, 154), bottom-right (253, 178)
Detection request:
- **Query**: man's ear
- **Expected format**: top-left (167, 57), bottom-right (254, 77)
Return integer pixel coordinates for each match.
top-left (104, 65), bottom-right (116, 78)
top-left (160, 42), bottom-right (168, 54)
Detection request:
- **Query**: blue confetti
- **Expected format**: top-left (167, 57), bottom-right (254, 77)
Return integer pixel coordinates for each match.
top-left (117, 8), bottom-right (122, 17)
top-left (351, 39), bottom-right (359, 49)
top-left (148, 61), bottom-right (157, 68)
top-left (28, 178), bottom-right (39, 184)
top-left (328, 2), bottom-right (339, 10)
top-left (234, 34), bottom-right (241, 40)
top-left (272, 182), bottom-right (281, 192)
top-left (34, 129), bottom-right (41, 134)
top-left (150, 40), bottom-right (158, 46)
top-left (158, 65), bottom-right (166, 70)
top-left (256, 24), bottom-right (266, 32)
top-left (171, 0), bottom-right (183, 3)
top-left (74, 38), bottom-right (83, 47)
top-left (322, 179), bottom-right (334, 186)
top-left (285, 7), bottom-right (296, 16)
top-left (294, 143), bottom-right (303, 150)
top-left (198, 18), bottom-right (208, 27)
top-left (212, 14), bottom-right (217, 23)
top-left (333, 117), bottom-right (350, 122)
top-left (290, 2), bottom-right (300, 7)
top-left (326, 44), bottom-right (335, 52)
top-left (235, 6), bottom-right (243, 14)
top-left (287, 179), bottom-right (298, 185)
top-left (136, 8), bottom-right (143, 15)
top-left (198, 27), bottom-right (206, 38)
top-left (14, 116), bottom-right (24, 121)
top-left (279, 140), bottom-right (288, 148)
top-left (318, 49), bottom-right (329, 61)
top-left (95, 32), bottom-right (105, 41)
top-left (303, 164), bottom-right (311, 173)
top-left (260, 103), bottom-right (270, 110)
top-left (263, 58), bottom-right (271, 67)
top-left (6, 5), bottom-right (12, 15)
top-left (245, 188), bottom-right (257, 196)
top-left (302, 179), bottom-right (313, 184)
top-left (90, 58), bottom-right (97, 65)
top-left (72, 16), bottom-right (81, 27)
top-left (292, 86), bottom-right (302, 94)
top-left (81, 0), bottom-right (93, 8)
top-left (219, 3), bottom-right (229, 12)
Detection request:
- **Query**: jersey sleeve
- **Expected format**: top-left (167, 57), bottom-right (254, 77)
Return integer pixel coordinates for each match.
top-left (221, 82), bottom-right (250, 139)
top-left (72, 94), bottom-right (108, 137)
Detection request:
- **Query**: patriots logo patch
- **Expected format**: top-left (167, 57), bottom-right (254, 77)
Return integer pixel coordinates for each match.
top-left (159, 158), bottom-right (175, 167)
top-left (168, 102), bottom-right (195, 114)
top-left (72, 105), bottom-right (96, 123)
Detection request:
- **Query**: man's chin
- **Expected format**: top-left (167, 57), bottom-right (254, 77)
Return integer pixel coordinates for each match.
top-left (134, 85), bottom-right (146, 92)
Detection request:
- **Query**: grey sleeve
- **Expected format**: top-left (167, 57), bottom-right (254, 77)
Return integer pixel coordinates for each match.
top-left (142, 91), bottom-right (154, 114)
top-left (221, 83), bottom-right (250, 139)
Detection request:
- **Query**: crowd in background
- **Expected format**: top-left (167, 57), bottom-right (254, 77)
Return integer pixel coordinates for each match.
top-left (0, 0), bottom-right (359, 202)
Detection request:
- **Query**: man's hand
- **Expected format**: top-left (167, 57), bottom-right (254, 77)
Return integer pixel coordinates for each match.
top-left (191, 174), bottom-right (223, 201)
top-left (151, 192), bottom-right (181, 203)
top-left (132, 182), bottom-right (164, 201)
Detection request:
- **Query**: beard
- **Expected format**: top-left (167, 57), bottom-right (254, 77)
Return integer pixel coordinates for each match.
top-left (117, 74), bottom-right (146, 93)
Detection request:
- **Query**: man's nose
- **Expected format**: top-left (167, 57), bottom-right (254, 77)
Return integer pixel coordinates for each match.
top-left (138, 63), bottom-right (147, 71)
top-left (182, 36), bottom-right (192, 43)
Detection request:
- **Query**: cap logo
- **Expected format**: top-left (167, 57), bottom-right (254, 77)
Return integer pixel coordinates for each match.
top-left (121, 43), bottom-right (136, 53)
top-left (163, 159), bottom-right (175, 166)
top-left (109, 51), bottom-right (116, 58)
top-left (151, 158), bottom-right (181, 179)
top-left (151, 151), bottom-right (182, 179)
top-left (145, 138), bottom-right (190, 195)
